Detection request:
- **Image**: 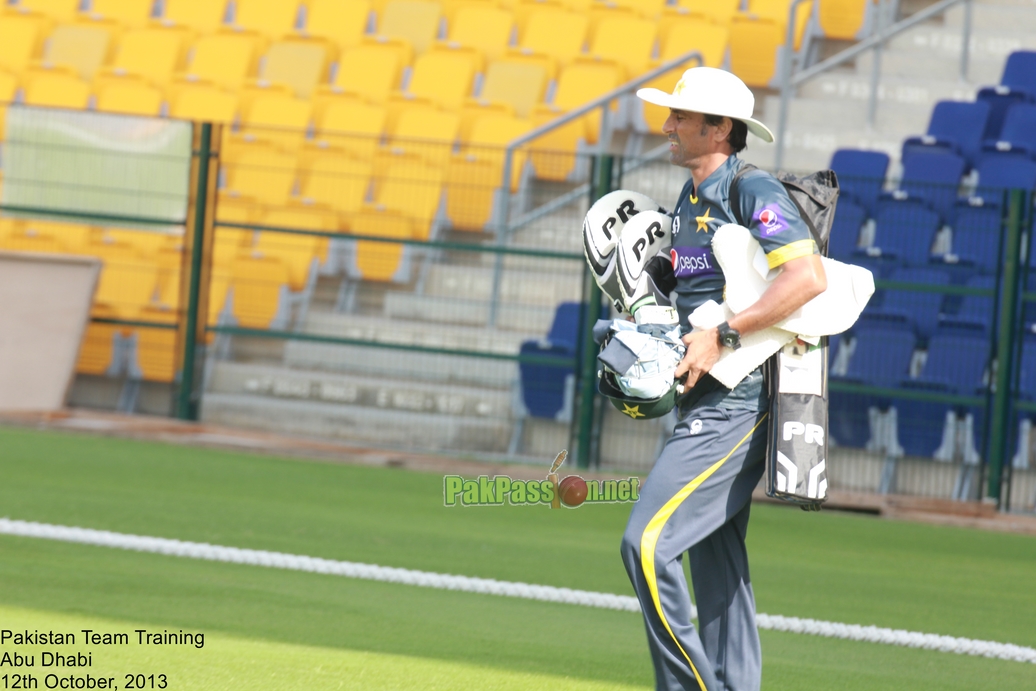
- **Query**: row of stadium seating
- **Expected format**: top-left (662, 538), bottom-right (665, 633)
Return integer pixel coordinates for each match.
top-left (822, 52), bottom-right (1036, 462)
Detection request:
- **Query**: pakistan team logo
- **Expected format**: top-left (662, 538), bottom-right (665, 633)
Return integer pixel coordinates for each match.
top-left (443, 451), bottom-right (641, 508)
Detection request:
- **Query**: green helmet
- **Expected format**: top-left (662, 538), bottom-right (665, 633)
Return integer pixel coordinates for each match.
top-left (597, 363), bottom-right (683, 420)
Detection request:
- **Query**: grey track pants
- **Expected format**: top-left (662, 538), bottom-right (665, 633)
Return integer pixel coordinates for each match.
top-left (621, 404), bottom-right (769, 691)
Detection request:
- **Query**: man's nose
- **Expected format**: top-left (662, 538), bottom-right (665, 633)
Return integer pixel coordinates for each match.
top-left (662, 113), bottom-right (676, 135)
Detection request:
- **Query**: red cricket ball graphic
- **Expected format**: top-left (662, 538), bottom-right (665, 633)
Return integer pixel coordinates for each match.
top-left (558, 475), bottom-right (588, 508)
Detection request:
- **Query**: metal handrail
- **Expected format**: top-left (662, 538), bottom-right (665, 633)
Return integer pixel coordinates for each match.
top-left (495, 48), bottom-right (704, 236)
top-left (775, 0), bottom-right (974, 168)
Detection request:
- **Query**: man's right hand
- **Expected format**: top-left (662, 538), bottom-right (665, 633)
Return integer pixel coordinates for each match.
top-left (674, 327), bottom-right (721, 388)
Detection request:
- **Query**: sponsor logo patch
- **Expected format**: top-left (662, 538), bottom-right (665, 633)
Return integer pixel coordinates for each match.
top-left (752, 203), bottom-right (789, 237)
top-left (669, 246), bottom-right (716, 277)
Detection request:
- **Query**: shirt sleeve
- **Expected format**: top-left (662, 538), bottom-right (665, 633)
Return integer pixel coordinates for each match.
top-left (734, 171), bottom-right (817, 269)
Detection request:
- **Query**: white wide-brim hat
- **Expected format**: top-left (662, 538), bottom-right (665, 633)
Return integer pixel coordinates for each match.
top-left (637, 67), bottom-right (775, 143)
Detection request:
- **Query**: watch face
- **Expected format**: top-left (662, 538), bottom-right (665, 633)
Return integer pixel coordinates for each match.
top-left (722, 332), bottom-right (738, 348)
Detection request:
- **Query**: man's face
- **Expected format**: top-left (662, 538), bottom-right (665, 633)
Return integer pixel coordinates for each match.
top-left (662, 109), bottom-right (725, 168)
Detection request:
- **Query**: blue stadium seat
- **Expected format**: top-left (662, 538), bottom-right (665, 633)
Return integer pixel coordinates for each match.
top-left (829, 324), bottom-right (917, 448)
top-left (945, 200), bottom-right (1001, 273)
top-left (940, 274), bottom-right (997, 333)
top-left (1001, 50), bottom-right (1036, 99)
top-left (976, 86), bottom-right (1033, 141)
top-left (894, 150), bottom-right (966, 222)
top-left (895, 330), bottom-right (990, 458)
top-left (865, 198), bottom-right (941, 265)
top-left (973, 153), bottom-right (1036, 202)
top-left (1018, 333), bottom-right (1036, 400)
top-left (828, 198), bottom-right (865, 261)
top-left (517, 301), bottom-right (586, 420)
top-left (901, 100), bottom-right (990, 169)
top-left (865, 266), bottom-right (950, 339)
top-left (830, 149), bottom-right (889, 215)
top-left (981, 102), bottom-right (1036, 159)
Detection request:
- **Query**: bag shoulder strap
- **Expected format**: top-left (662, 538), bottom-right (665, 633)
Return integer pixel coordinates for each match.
top-left (727, 162), bottom-right (758, 228)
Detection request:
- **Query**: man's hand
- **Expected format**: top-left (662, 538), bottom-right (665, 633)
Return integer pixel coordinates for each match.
top-left (674, 327), bottom-right (720, 388)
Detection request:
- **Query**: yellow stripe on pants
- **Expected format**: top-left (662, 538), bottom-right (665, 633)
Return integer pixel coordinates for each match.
top-left (639, 413), bottom-right (768, 691)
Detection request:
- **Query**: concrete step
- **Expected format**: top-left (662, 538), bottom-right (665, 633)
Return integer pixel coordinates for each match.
top-left (200, 393), bottom-right (513, 453)
top-left (284, 340), bottom-right (518, 387)
top-left (383, 292), bottom-right (556, 333)
top-left (762, 95), bottom-right (939, 132)
top-left (741, 129), bottom-right (905, 174)
top-left (420, 264), bottom-right (583, 307)
top-left (887, 24), bottom-right (1036, 60)
top-left (799, 72), bottom-right (978, 106)
top-left (854, 49), bottom-right (1005, 83)
top-left (945, 2), bottom-right (1036, 30)
top-left (302, 311), bottom-right (529, 356)
top-left (206, 361), bottom-right (513, 419)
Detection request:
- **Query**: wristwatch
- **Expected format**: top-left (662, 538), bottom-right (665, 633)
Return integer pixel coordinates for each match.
top-left (717, 321), bottom-right (741, 350)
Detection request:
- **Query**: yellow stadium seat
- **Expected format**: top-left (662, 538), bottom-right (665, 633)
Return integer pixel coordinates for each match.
top-left (152, 244), bottom-right (183, 310)
top-left (250, 40), bottom-right (329, 100)
top-left (17, 0), bottom-right (79, 23)
top-left (96, 80), bottom-right (164, 116)
top-left (382, 106), bottom-right (459, 171)
top-left (459, 98), bottom-right (513, 143)
top-left (588, 15), bottom-right (656, 81)
top-left (376, 0), bottom-right (441, 55)
top-left (0, 221), bottom-right (70, 254)
top-left (254, 207), bottom-right (336, 290)
top-left (672, 0), bottom-right (740, 25)
top-left (170, 84), bottom-right (238, 123)
top-left (298, 149), bottom-right (373, 226)
top-left (399, 49), bottom-right (476, 111)
top-left (24, 70), bottom-right (91, 109)
top-left (513, 8), bottom-right (588, 75)
top-left (729, 15), bottom-right (783, 87)
top-left (440, 0), bottom-right (499, 21)
top-left (102, 228), bottom-right (170, 258)
top-left (211, 226), bottom-right (254, 268)
top-left (612, 0), bottom-right (667, 19)
top-left (635, 20), bottom-right (729, 133)
top-left (297, 0), bottom-right (371, 54)
top-left (446, 5), bottom-right (513, 63)
top-left (207, 270), bottom-right (232, 325)
top-left (93, 259), bottom-right (160, 321)
top-left (133, 304), bottom-right (178, 382)
top-left (77, 304), bottom-right (119, 376)
top-left (34, 23), bottom-right (114, 81)
top-left (315, 41), bottom-right (405, 108)
top-left (313, 100), bottom-right (386, 161)
top-left (86, 0), bottom-right (155, 28)
top-left (232, 93), bottom-right (312, 154)
top-left (818, 0), bottom-right (873, 40)
top-left (16, 219), bottom-right (96, 252)
top-left (446, 113), bottom-right (531, 231)
top-left (372, 159), bottom-right (444, 240)
top-left (0, 71), bottom-right (18, 133)
top-left (0, 13), bottom-right (44, 75)
top-left (95, 27), bottom-right (187, 90)
top-left (174, 32), bottom-right (258, 93)
top-left (231, 0), bottom-right (301, 41)
top-left (347, 207), bottom-right (413, 283)
top-left (221, 146), bottom-right (298, 209)
top-left (228, 253), bottom-right (291, 328)
top-left (160, 0), bottom-right (228, 34)
top-left (512, 0), bottom-right (564, 30)
top-left (529, 59), bottom-right (622, 181)
top-left (745, 0), bottom-right (812, 48)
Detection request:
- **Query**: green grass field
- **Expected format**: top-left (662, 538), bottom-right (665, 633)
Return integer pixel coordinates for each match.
top-left (0, 425), bottom-right (1034, 690)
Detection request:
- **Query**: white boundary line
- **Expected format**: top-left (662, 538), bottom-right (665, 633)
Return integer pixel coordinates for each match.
top-left (2, 518), bottom-right (1034, 665)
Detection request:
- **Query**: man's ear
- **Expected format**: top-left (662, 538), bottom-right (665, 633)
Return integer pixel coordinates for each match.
top-left (713, 117), bottom-right (734, 144)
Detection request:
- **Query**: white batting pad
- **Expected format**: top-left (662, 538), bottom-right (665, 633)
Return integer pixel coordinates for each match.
top-left (615, 210), bottom-right (673, 313)
top-left (583, 190), bottom-right (665, 306)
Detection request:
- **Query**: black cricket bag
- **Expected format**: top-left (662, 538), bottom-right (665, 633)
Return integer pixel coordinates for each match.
top-left (731, 165), bottom-right (839, 510)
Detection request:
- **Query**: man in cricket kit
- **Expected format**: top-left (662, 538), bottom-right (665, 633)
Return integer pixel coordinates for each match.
top-left (619, 68), bottom-right (827, 690)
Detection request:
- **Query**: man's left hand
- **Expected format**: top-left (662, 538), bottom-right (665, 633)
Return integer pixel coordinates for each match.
top-left (674, 327), bottom-right (720, 388)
